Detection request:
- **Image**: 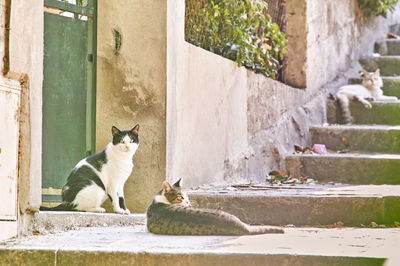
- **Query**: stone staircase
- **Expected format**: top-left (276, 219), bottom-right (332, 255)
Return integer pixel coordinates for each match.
top-left (188, 39), bottom-right (400, 229)
top-left (284, 37), bottom-right (400, 226)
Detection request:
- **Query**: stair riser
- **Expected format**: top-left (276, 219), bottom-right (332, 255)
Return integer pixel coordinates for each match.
top-left (360, 57), bottom-right (400, 76)
top-left (348, 77), bottom-right (400, 98)
top-left (310, 127), bottom-right (400, 153)
top-left (189, 193), bottom-right (400, 227)
top-left (286, 155), bottom-right (400, 184)
top-left (0, 249), bottom-right (385, 266)
top-left (327, 100), bottom-right (400, 125)
top-left (375, 40), bottom-right (400, 55)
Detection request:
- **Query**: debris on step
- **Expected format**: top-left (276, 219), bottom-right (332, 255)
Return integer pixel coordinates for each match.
top-left (294, 144), bottom-right (314, 154)
top-left (387, 33), bottom-right (400, 39)
top-left (266, 171), bottom-right (317, 185)
top-left (325, 221), bottom-right (344, 228)
top-left (312, 144), bottom-right (328, 154)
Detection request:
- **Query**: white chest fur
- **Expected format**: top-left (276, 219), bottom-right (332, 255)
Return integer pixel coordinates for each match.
top-left (99, 142), bottom-right (138, 190)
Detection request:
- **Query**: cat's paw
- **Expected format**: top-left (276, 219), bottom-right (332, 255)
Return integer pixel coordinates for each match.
top-left (114, 208), bottom-right (125, 214)
top-left (114, 207), bottom-right (130, 215)
top-left (364, 102), bottom-right (372, 109)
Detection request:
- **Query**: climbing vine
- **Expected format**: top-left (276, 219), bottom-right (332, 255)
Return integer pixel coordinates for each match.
top-left (185, 0), bottom-right (287, 79)
top-left (358, 0), bottom-right (399, 16)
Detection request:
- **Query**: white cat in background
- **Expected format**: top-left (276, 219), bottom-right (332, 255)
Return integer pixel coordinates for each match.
top-left (336, 69), bottom-right (397, 124)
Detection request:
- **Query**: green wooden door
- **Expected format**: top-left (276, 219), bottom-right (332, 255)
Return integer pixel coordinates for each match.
top-left (42, 0), bottom-right (96, 205)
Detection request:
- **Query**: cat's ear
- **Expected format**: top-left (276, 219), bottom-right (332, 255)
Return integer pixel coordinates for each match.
top-left (374, 68), bottom-right (380, 76)
top-left (112, 126), bottom-right (121, 137)
top-left (173, 178), bottom-right (183, 188)
top-left (131, 124), bottom-right (139, 136)
top-left (162, 181), bottom-right (172, 193)
top-left (361, 70), bottom-right (368, 77)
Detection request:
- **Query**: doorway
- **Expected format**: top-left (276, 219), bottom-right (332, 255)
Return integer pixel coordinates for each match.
top-left (42, 0), bottom-right (97, 206)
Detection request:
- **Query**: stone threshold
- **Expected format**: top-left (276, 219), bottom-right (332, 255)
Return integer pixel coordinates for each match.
top-left (33, 212), bottom-right (146, 234)
top-left (1, 225), bottom-right (399, 265)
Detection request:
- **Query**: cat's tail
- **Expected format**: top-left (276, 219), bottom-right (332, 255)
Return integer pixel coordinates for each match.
top-left (336, 92), bottom-right (353, 124)
top-left (39, 202), bottom-right (79, 212)
top-left (246, 225), bottom-right (284, 234)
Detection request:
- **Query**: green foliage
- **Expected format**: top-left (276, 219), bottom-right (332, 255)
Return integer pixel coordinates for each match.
top-left (186, 0), bottom-right (287, 79)
top-left (358, 0), bottom-right (399, 17)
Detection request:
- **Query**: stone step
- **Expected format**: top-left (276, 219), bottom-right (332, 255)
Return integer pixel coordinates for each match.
top-left (310, 125), bottom-right (400, 154)
top-left (189, 185), bottom-right (400, 227)
top-left (327, 100), bottom-right (400, 125)
top-left (375, 39), bottom-right (400, 55)
top-left (33, 212), bottom-right (146, 234)
top-left (285, 153), bottom-right (400, 184)
top-left (1, 225), bottom-right (397, 265)
top-left (348, 76), bottom-right (400, 98)
top-left (359, 56), bottom-right (400, 76)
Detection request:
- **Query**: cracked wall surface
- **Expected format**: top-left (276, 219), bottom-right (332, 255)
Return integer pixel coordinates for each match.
top-left (96, 0), bottom-right (167, 212)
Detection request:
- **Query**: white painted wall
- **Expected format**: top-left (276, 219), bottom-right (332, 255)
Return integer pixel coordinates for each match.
top-left (166, 0), bottom-right (324, 187)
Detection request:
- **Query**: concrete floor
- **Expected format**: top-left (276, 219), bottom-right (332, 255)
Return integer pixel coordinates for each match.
top-left (1, 225), bottom-right (400, 265)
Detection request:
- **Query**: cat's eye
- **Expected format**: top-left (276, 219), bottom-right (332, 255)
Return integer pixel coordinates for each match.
top-left (130, 139), bottom-right (134, 143)
top-left (119, 140), bottom-right (124, 143)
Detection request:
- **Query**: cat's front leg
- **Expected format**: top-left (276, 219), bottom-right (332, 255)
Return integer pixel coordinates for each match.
top-left (355, 96), bottom-right (372, 109)
top-left (117, 184), bottom-right (130, 214)
top-left (108, 188), bottom-right (129, 214)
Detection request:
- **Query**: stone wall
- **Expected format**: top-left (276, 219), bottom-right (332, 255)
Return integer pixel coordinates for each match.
top-left (96, 0), bottom-right (167, 212)
top-left (167, 0), bottom-right (400, 188)
top-left (306, 0), bottom-right (400, 91)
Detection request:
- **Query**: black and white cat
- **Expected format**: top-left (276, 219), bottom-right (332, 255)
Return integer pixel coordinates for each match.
top-left (40, 125), bottom-right (139, 214)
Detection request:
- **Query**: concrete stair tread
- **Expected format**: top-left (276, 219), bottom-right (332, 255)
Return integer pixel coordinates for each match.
top-left (312, 124), bottom-right (400, 130)
top-left (189, 184), bottom-right (400, 198)
top-left (33, 212), bottom-right (146, 233)
top-left (287, 152), bottom-right (400, 159)
top-left (2, 225), bottom-right (399, 265)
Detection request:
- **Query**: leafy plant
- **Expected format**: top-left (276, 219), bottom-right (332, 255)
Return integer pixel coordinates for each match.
top-left (185, 0), bottom-right (287, 79)
top-left (358, 0), bottom-right (399, 17)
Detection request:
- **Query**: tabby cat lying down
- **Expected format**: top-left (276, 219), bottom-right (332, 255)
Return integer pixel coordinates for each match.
top-left (146, 179), bottom-right (284, 235)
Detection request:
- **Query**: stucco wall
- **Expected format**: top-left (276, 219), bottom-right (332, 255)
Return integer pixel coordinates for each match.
top-left (96, 1), bottom-right (167, 212)
top-left (167, 42), bottom-right (326, 187)
top-left (306, 0), bottom-right (400, 91)
top-left (167, 0), bottom-right (400, 188)
top-left (2, 0), bottom-right (44, 235)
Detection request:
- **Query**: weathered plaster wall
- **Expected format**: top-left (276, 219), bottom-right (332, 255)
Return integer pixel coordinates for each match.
top-left (306, 0), bottom-right (400, 91)
top-left (167, 0), bottom-right (324, 187)
top-left (1, 0), bottom-right (44, 236)
top-left (167, 41), bottom-right (326, 187)
top-left (284, 0), bottom-right (307, 88)
top-left (167, 0), bottom-right (400, 188)
top-left (97, 1), bottom-right (167, 212)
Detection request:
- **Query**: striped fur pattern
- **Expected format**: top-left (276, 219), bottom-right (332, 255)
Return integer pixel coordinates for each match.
top-left (146, 179), bottom-right (284, 235)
